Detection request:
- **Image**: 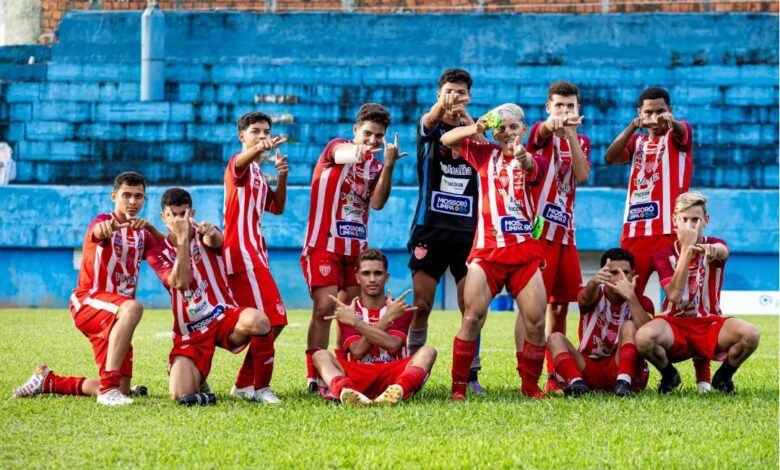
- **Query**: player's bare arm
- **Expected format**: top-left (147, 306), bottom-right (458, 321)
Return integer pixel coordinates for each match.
top-left (693, 242), bottom-right (729, 263)
top-left (92, 218), bottom-right (129, 241)
top-left (440, 118), bottom-right (485, 152)
top-left (561, 117), bottom-right (590, 184)
top-left (271, 149), bottom-right (289, 214)
top-left (608, 270), bottom-right (652, 326)
top-left (235, 135), bottom-right (288, 170)
top-left (370, 133), bottom-right (408, 210)
top-left (663, 219), bottom-right (701, 304)
top-left (165, 208), bottom-right (193, 290)
top-left (579, 261), bottom-right (613, 307)
top-left (654, 112), bottom-right (686, 144)
top-left (604, 117), bottom-right (642, 164)
top-left (189, 217), bottom-right (222, 249)
top-left (348, 289), bottom-right (417, 355)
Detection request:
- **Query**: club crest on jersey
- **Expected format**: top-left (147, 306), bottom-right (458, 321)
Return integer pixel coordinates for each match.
top-left (558, 156), bottom-right (572, 175)
top-left (191, 246), bottom-right (202, 264)
top-left (542, 203), bottom-right (571, 227)
top-left (414, 246), bottom-right (428, 260)
top-left (335, 221), bottom-right (367, 240)
top-left (319, 264), bottom-right (332, 277)
top-left (276, 301), bottom-right (287, 317)
top-left (430, 191), bottom-right (472, 217)
top-left (500, 217), bottom-right (533, 234)
top-left (627, 202), bottom-right (659, 222)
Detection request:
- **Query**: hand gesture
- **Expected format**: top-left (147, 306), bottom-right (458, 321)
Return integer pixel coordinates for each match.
top-left (126, 216), bottom-right (151, 231)
top-left (189, 216), bottom-right (218, 239)
top-left (164, 207), bottom-right (191, 244)
top-left (692, 243), bottom-right (717, 263)
top-left (274, 149), bottom-right (289, 176)
top-left (475, 116), bottom-right (488, 134)
top-left (546, 116), bottom-right (583, 136)
top-left (324, 296), bottom-right (359, 326)
top-left (594, 259), bottom-right (613, 286)
top-left (383, 132), bottom-right (409, 166)
top-left (512, 135), bottom-right (533, 170)
top-left (606, 269), bottom-right (638, 301)
top-left (94, 218), bottom-right (129, 239)
top-left (654, 112), bottom-right (675, 132)
top-left (254, 135), bottom-right (288, 154)
top-left (630, 117), bottom-right (644, 130)
top-left (384, 289), bottom-right (416, 321)
top-left (352, 144), bottom-right (382, 164)
top-left (676, 218), bottom-right (701, 249)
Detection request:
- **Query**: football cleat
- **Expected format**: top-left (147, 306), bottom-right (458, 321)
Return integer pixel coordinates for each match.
top-left (374, 384), bottom-right (403, 406)
top-left (564, 380), bottom-right (593, 397)
top-left (614, 379), bottom-right (633, 397)
top-left (230, 385), bottom-right (255, 400)
top-left (254, 387), bottom-right (281, 404)
top-left (97, 388), bottom-right (134, 406)
top-left (450, 390), bottom-right (466, 402)
top-left (712, 372), bottom-right (736, 395)
top-left (129, 385), bottom-right (148, 397)
top-left (696, 381), bottom-right (712, 394)
top-left (545, 374), bottom-right (564, 395)
top-left (658, 367), bottom-right (682, 394)
top-left (307, 379), bottom-right (319, 394)
top-left (178, 392), bottom-right (217, 406)
top-left (339, 388), bottom-right (372, 407)
top-left (468, 368), bottom-right (485, 395)
top-left (12, 364), bottom-right (51, 399)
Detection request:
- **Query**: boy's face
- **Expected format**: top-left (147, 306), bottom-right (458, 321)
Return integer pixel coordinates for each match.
top-left (604, 259), bottom-right (634, 285)
top-left (674, 205), bottom-right (709, 235)
top-left (356, 259), bottom-right (389, 298)
top-left (111, 183), bottom-right (145, 217)
top-left (353, 121), bottom-right (386, 150)
top-left (546, 94), bottom-right (579, 118)
top-left (438, 81), bottom-right (471, 112)
top-left (160, 204), bottom-right (195, 232)
top-left (239, 121), bottom-right (271, 148)
top-left (492, 117), bottom-right (527, 152)
top-left (637, 98), bottom-right (671, 133)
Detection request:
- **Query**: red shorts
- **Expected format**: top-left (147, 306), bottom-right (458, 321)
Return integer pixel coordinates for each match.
top-left (469, 242), bottom-right (544, 298)
top-left (300, 247), bottom-right (358, 293)
top-left (338, 356), bottom-right (413, 399)
top-left (228, 267), bottom-right (288, 327)
top-left (538, 238), bottom-right (582, 303)
top-left (581, 355), bottom-right (649, 392)
top-left (661, 315), bottom-right (729, 362)
top-left (168, 306), bottom-right (247, 380)
top-left (621, 234), bottom-right (676, 295)
top-left (69, 290), bottom-right (134, 378)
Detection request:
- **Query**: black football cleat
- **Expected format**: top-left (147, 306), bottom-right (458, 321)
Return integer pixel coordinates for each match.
top-left (564, 380), bottom-right (593, 397)
top-left (614, 379), bottom-right (633, 397)
top-left (657, 367), bottom-right (681, 394)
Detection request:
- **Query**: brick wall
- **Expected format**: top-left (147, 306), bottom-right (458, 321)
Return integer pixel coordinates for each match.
top-left (37, 1), bottom-right (778, 40)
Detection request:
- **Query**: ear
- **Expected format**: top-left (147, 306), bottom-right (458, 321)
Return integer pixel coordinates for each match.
top-left (159, 210), bottom-right (165, 222)
top-left (110, 190), bottom-right (117, 203)
top-left (545, 101), bottom-right (551, 114)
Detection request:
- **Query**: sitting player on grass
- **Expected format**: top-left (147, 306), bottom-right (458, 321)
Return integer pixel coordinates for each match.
top-left (548, 248), bottom-right (654, 397)
top-left (313, 249), bottom-right (437, 407)
top-left (146, 188), bottom-right (276, 406)
top-left (12, 171), bottom-right (164, 406)
top-left (636, 191), bottom-right (761, 394)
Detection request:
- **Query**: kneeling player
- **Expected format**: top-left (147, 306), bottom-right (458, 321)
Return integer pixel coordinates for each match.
top-left (548, 249), bottom-right (654, 397)
top-left (313, 249), bottom-right (437, 406)
top-left (147, 188), bottom-right (275, 405)
top-left (637, 191), bottom-right (760, 394)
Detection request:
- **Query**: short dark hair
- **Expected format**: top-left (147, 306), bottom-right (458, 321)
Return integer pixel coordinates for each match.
top-left (600, 248), bottom-right (635, 268)
top-left (548, 80), bottom-right (579, 101)
top-left (637, 87), bottom-right (671, 107)
top-left (160, 188), bottom-right (192, 210)
top-left (356, 248), bottom-right (388, 271)
top-left (355, 103), bottom-right (391, 128)
top-left (438, 68), bottom-right (473, 90)
top-left (114, 171), bottom-right (145, 190)
top-left (237, 112), bottom-right (272, 132)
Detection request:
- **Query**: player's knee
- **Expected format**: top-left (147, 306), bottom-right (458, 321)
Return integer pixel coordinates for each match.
top-left (312, 349), bottom-right (330, 367)
top-left (741, 324), bottom-right (760, 350)
top-left (118, 300), bottom-right (144, 324)
top-left (461, 311), bottom-right (483, 333)
top-left (313, 304), bottom-right (333, 323)
top-left (547, 332), bottom-right (566, 352)
top-left (418, 345), bottom-right (437, 362)
top-left (634, 326), bottom-right (656, 352)
top-left (524, 313), bottom-right (545, 336)
top-left (414, 298), bottom-right (433, 317)
top-left (246, 310), bottom-right (271, 336)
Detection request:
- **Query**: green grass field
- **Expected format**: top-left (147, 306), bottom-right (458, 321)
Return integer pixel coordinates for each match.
top-left (1, 309), bottom-right (777, 468)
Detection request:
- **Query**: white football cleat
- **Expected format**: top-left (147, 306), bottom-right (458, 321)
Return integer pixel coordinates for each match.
top-left (339, 388), bottom-right (372, 407)
top-left (96, 388), bottom-right (133, 406)
top-left (12, 364), bottom-right (51, 398)
top-left (254, 387), bottom-right (281, 404)
top-left (696, 381), bottom-right (712, 393)
top-left (373, 384), bottom-right (403, 406)
top-left (230, 385), bottom-right (255, 400)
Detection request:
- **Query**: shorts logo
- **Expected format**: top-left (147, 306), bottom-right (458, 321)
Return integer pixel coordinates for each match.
top-left (276, 301), bottom-right (287, 317)
top-left (414, 246), bottom-right (428, 260)
top-left (335, 221), bottom-right (367, 240)
top-left (319, 264), bottom-right (332, 277)
top-left (187, 305), bottom-right (224, 333)
top-left (542, 203), bottom-right (571, 227)
top-left (500, 217), bottom-right (533, 234)
top-left (627, 202), bottom-right (659, 222)
top-left (430, 191), bottom-right (472, 217)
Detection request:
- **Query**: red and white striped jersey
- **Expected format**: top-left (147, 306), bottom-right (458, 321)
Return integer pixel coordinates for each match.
top-left (303, 138), bottom-right (383, 256)
top-left (654, 236), bottom-right (727, 317)
top-left (338, 298), bottom-right (413, 364)
top-left (147, 231), bottom-right (239, 339)
top-left (457, 138), bottom-right (546, 258)
top-left (578, 286), bottom-right (655, 359)
top-left (223, 153), bottom-right (280, 275)
top-left (73, 213), bottom-right (153, 303)
top-left (619, 121), bottom-right (693, 240)
top-left (527, 121), bottom-right (591, 246)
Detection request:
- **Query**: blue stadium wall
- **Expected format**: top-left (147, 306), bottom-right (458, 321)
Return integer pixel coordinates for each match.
top-left (0, 11), bottom-right (777, 307)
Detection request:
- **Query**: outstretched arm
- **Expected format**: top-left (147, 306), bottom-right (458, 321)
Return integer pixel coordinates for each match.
top-left (370, 133), bottom-right (408, 210)
top-left (234, 136), bottom-right (288, 171)
top-left (604, 118), bottom-right (641, 164)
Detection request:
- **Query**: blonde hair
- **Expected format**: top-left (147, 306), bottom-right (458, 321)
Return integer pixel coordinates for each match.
top-left (674, 191), bottom-right (708, 215)
top-left (489, 103), bottom-right (525, 124)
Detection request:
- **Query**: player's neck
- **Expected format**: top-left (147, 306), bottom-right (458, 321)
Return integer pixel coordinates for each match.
top-left (605, 291), bottom-right (624, 306)
top-left (112, 211), bottom-right (128, 223)
top-left (359, 294), bottom-right (385, 310)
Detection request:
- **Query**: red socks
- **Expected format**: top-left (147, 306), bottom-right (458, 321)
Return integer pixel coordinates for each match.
top-left (329, 375), bottom-right (356, 397)
top-left (552, 351), bottom-right (582, 385)
top-left (617, 343), bottom-right (639, 383)
top-left (251, 332), bottom-right (275, 389)
top-left (44, 372), bottom-right (86, 396)
top-left (452, 337), bottom-right (477, 396)
top-left (694, 357), bottom-right (711, 383)
top-left (518, 340), bottom-right (545, 396)
top-left (99, 370), bottom-right (121, 394)
top-left (545, 346), bottom-right (555, 375)
top-left (234, 348), bottom-right (255, 389)
top-left (305, 348), bottom-right (319, 382)
top-left (396, 366), bottom-right (427, 399)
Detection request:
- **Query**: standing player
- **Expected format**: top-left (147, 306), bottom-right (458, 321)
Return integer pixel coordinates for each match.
top-left (223, 112), bottom-right (289, 403)
top-left (603, 87), bottom-right (711, 389)
top-left (313, 249), bottom-right (437, 406)
top-left (301, 103), bottom-right (406, 392)
top-left (548, 248), bottom-right (653, 397)
top-left (13, 172), bottom-right (161, 406)
top-left (526, 80), bottom-right (591, 394)
top-left (407, 68), bottom-right (484, 392)
top-left (440, 103), bottom-right (550, 400)
top-left (148, 188), bottom-right (276, 405)
top-left (636, 191), bottom-right (760, 394)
